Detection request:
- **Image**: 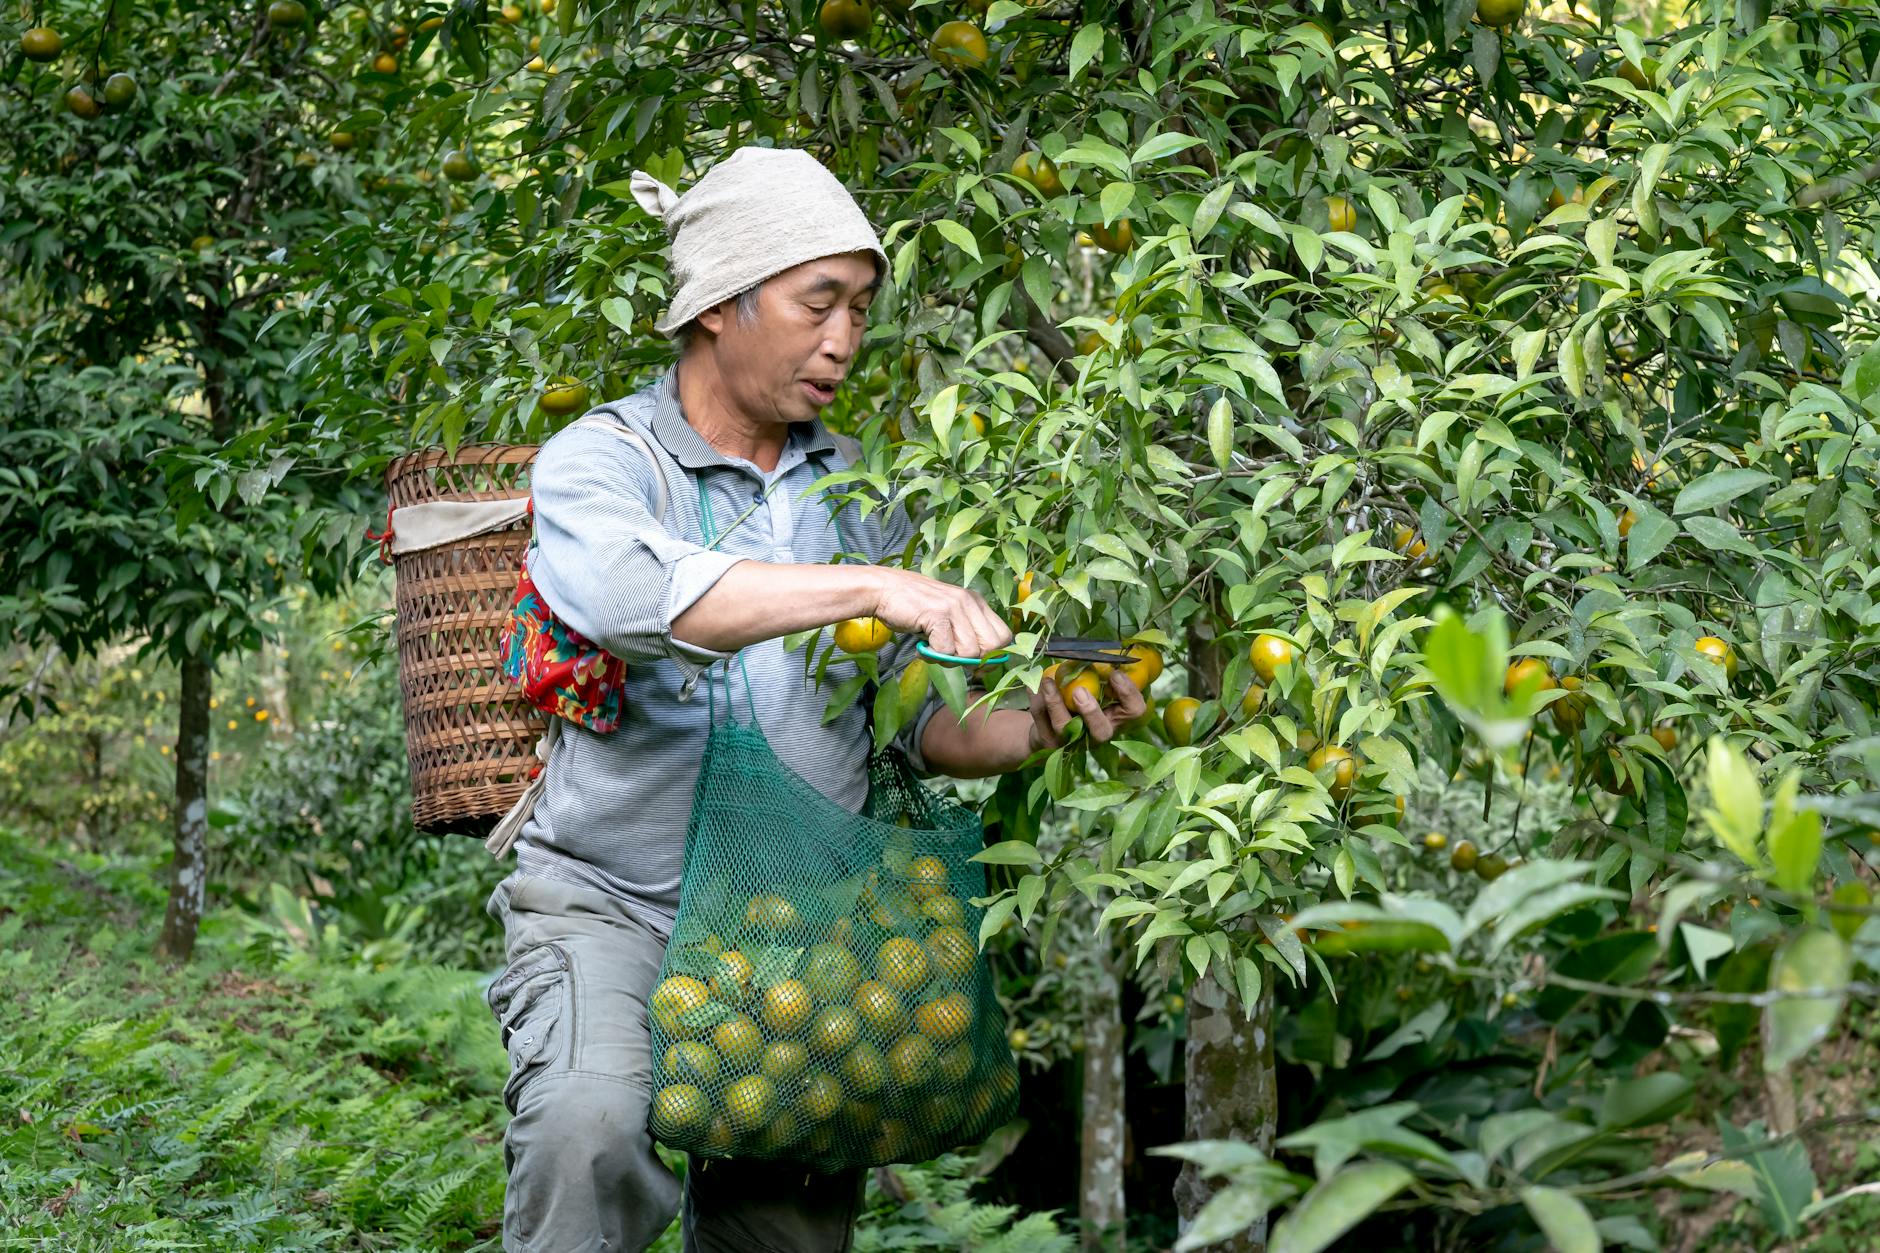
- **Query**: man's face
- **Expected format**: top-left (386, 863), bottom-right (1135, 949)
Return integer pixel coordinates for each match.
top-left (696, 250), bottom-right (880, 425)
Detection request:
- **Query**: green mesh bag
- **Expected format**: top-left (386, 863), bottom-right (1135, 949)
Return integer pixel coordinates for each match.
top-left (645, 702), bottom-right (1020, 1170)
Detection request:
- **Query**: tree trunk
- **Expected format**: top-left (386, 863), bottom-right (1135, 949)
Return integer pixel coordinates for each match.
top-left (1174, 976), bottom-right (1278, 1250)
top-left (1172, 603), bottom-right (1280, 1251)
top-left (156, 651), bottom-right (212, 963)
top-left (1079, 942), bottom-right (1127, 1253)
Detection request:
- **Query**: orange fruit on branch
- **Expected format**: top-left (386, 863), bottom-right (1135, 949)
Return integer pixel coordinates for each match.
top-left (819, 0), bottom-right (873, 40)
top-left (21, 26), bottom-right (64, 61)
top-left (1249, 633), bottom-right (1296, 683)
top-left (835, 616), bottom-right (892, 653)
top-left (1011, 151), bottom-right (1064, 197)
top-left (930, 21), bottom-right (989, 69)
top-left (1693, 636), bottom-right (1738, 681)
top-left (1162, 696), bottom-right (1202, 746)
top-left (539, 377), bottom-right (590, 415)
top-left (1325, 195), bottom-right (1356, 232)
top-left (1306, 745), bottom-right (1357, 800)
top-left (1504, 658), bottom-right (1555, 696)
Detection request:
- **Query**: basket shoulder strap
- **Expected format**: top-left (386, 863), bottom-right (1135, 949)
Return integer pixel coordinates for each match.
top-left (571, 413), bottom-right (669, 525)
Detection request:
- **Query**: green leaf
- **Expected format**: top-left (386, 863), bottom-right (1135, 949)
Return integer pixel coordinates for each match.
top-left (1764, 929), bottom-right (1851, 1071)
top-left (971, 840), bottom-right (1044, 867)
top-left (1672, 468), bottom-right (1775, 516)
top-left (1068, 23), bottom-right (1106, 81)
top-left (1625, 506), bottom-right (1678, 570)
top-left (1765, 770), bottom-right (1820, 895)
top-left (1131, 132), bottom-right (1203, 165)
top-left (1520, 1187), bottom-right (1601, 1253)
top-left (1206, 396), bottom-right (1234, 471)
top-left (1599, 1072), bottom-right (1692, 1130)
top-left (1100, 180), bottom-right (1136, 225)
top-left (931, 219), bottom-right (981, 261)
top-left (1269, 1162), bottom-right (1412, 1253)
top-left (1703, 736), bottom-right (1763, 870)
top-left (1722, 1119), bottom-right (1816, 1236)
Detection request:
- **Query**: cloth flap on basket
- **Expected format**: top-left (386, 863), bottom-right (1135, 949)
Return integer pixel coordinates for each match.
top-left (390, 498), bottom-right (533, 555)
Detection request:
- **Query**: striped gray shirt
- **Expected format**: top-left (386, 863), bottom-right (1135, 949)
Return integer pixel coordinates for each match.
top-left (515, 367), bottom-right (940, 937)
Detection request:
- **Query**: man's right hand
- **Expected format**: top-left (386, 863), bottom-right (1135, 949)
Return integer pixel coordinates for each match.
top-left (867, 567), bottom-right (1014, 661)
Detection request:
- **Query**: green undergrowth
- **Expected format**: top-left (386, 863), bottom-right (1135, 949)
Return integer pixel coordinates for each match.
top-left (0, 829), bottom-right (509, 1250)
top-left (0, 831), bottom-right (1073, 1251)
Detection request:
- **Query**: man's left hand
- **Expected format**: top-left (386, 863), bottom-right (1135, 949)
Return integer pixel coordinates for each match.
top-left (1027, 669), bottom-right (1148, 752)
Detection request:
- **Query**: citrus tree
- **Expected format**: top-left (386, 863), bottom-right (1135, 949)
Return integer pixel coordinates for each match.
top-left (300, 0), bottom-right (1880, 1244)
top-left (0, 0), bottom-right (413, 961)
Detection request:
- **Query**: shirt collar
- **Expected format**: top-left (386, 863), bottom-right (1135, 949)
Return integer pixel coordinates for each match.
top-left (651, 366), bottom-right (839, 472)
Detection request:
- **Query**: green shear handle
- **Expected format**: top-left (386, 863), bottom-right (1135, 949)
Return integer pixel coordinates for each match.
top-left (915, 637), bottom-right (1136, 667)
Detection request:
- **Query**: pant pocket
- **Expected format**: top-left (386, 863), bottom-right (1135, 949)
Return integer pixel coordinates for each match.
top-left (489, 941), bottom-right (576, 1115)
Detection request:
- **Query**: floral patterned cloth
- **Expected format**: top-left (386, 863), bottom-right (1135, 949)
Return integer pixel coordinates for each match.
top-left (498, 544), bottom-right (630, 733)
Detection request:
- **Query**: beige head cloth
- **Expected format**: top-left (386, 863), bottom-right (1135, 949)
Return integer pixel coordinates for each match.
top-left (629, 147), bottom-right (887, 338)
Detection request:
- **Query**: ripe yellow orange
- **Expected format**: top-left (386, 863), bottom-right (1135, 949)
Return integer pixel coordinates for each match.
top-left (1249, 633), bottom-right (1296, 683)
top-left (853, 979), bottom-right (908, 1037)
top-left (539, 378), bottom-right (590, 415)
top-left (1090, 217), bottom-right (1136, 253)
top-left (1423, 831), bottom-right (1448, 852)
top-left (1121, 643), bottom-right (1164, 691)
top-left (712, 1015), bottom-right (765, 1066)
top-left (809, 1004), bottom-right (863, 1055)
top-left (887, 1034), bottom-right (937, 1086)
top-left (710, 951), bottom-right (754, 1004)
top-left (876, 936), bottom-right (931, 992)
top-left (722, 1074), bottom-right (778, 1132)
top-left (650, 976), bottom-right (711, 1037)
top-left (1307, 745), bottom-right (1357, 801)
top-left (1012, 150), bottom-right (1064, 197)
top-left (1694, 636), bottom-right (1738, 681)
top-left (803, 943), bottom-right (863, 1003)
top-left (1239, 684), bottom-right (1266, 718)
top-left (761, 1038), bottom-right (810, 1083)
top-left (1618, 508), bottom-right (1637, 538)
top-left (799, 1071), bottom-right (844, 1121)
top-left (651, 1083), bottom-right (710, 1134)
top-left (760, 979), bottom-right (814, 1035)
top-left (1045, 663), bottom-right (1105, 711)
top-left (921, 895), bottom-right (966, 927)
top-left (913, 992), bottom-right (972, 1042)
top-left (372, 51), bottom-right (399, 74)
top-left (745, 893), bottom-right (802, 933)
top-left (1326, 195), bottom-right (1356, 232)
top-left (819, 0), bottom-right (872, 39)
top-left (1550, 675), bottom-right (1589, 731)
top-left (1475, 0), bottom-right (1525, 26)
top-left (1162, 696), bottom-right (1202, 746)
top-left (834, 616), bottom-right (892, 652)
top-left (930, 20), bottom-right (989, 69)
top-left (841, 1041), bottom-right (888, 1094)
top-left (1015, 570), bottom-right (1035, 602)
top-left (906, 854), bottom-right (949, 901)
top-left (663, 1040), bottom-right (721, 1085)
top-left (925, 926), bottom-right (976, 981)
top-left (1504, 658), bottom-right (1555, 696)
top-left (1651, 723), bottom-right (1678, 752)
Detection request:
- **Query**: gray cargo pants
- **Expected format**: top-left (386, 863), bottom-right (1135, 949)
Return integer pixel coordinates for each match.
top-left (485, 873), bottom-right (866, 1252)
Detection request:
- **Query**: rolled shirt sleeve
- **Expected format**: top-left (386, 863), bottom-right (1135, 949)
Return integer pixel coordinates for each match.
top-left (526, 423), bottom-right (743, 673)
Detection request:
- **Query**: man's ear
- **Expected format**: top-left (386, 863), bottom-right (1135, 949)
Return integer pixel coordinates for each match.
top-left (695, 298), bottom-right (731, 337)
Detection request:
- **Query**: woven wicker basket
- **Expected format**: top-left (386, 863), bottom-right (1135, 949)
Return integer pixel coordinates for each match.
top-left (384, 443), bottom-right (544, 837)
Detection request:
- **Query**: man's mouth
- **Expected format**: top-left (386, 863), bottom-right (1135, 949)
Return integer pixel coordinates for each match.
top-left (801, 378), bottom-right (840, 405)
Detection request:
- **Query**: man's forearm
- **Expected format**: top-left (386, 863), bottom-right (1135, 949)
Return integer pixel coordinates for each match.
top-left (672, 561), bottom-right (883, 653)
top-left (918, 704), bottom-right (1035, 779)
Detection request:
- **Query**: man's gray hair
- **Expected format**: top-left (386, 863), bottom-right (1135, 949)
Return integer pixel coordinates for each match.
top-left (672, 281), bottom-right (763, 351)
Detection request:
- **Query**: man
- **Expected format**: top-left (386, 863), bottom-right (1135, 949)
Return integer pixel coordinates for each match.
top-left (484, 146), bottom-right (1145, 1253)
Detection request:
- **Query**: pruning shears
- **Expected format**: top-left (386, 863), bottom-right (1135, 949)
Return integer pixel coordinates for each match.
top-left (916, 636), bottom-right (1137, 668)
